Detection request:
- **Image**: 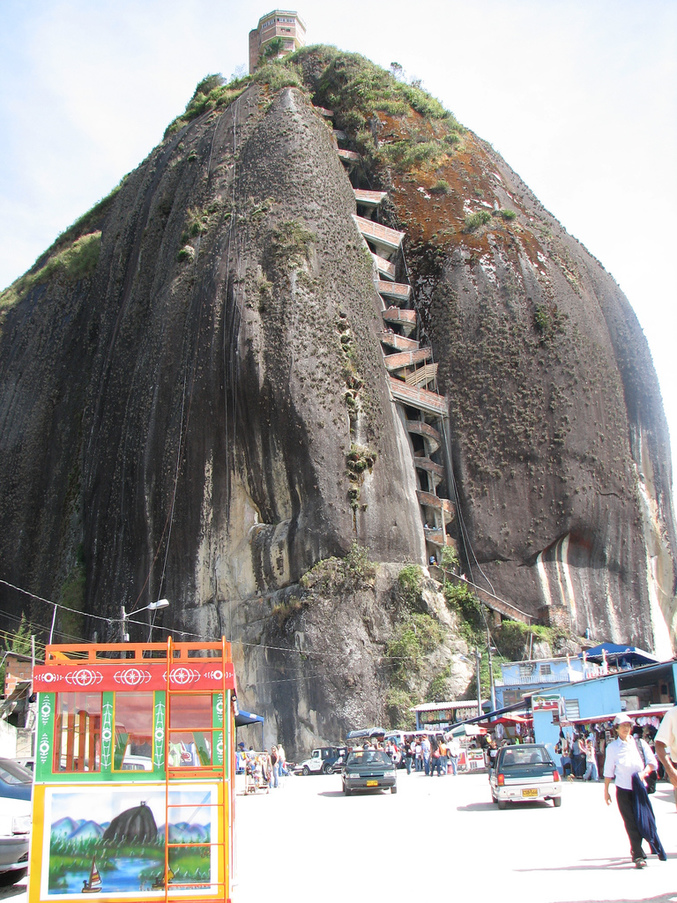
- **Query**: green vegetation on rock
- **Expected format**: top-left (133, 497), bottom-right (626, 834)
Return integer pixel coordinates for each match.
top-left (385, 688), bottom-right (416, 730)
top-left (346, 443), bottom-right (377, 509)
top-left (1, 232), bottom-right (101, 309)
top-left (266, 220), bottom-right (316, 274)
top-left (164, 74), bottom-right (251, 138)
top-left (300, 543), bottom-right (376, 593)
top-left (463, 210), bottom-right (492, 232)
top-left (387, 612), bottom-right (443, 684)
top-left (443, 582), bottom-right (484, 645)
top-left (495, 620), bottom-right (571, 660)
top-left (397, 564), bottom-right (424, 610)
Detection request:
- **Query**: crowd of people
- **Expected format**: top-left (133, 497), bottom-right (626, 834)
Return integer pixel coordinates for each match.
top-left (554, 718), bottom-right (662, 784)
top-left (376, 734), bottom-right (463, 775)
top-left (237, 742), bottom-right (288, 792)
top-left (234, 702), bottom-right (677, 872)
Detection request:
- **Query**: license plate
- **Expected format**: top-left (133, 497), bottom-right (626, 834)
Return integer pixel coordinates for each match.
top-left (366, 780), bottom-right (378, 787)
top-left (522, 788), bottom-right (538, 798)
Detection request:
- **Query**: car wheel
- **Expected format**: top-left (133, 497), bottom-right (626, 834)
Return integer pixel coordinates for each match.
top-left (391, 785), bottom-right (397, 794)
top-left (323, 762), bottom-right (332, 775)
top-left (497, 799), bottom-right (507, 810)
top-left (0, 869), bottom-right (27, 887)
top-left (302, 765), bottom-right (310, 776)
top-left (553, 796), bottom-right (562, 808)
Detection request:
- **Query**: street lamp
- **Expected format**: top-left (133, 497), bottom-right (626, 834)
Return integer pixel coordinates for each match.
top-left (121, 599), bottom-right (170, 641)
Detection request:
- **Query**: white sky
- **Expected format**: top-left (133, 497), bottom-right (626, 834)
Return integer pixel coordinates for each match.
top-left (1, 0), bottom-right (676, 490)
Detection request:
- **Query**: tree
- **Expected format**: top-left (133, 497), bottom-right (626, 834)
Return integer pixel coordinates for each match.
top-left (262, 37), bottom-right (285, 61)
top-left (440, 545), bottom-right (460, 583)
top-left (0, 614), bottom-right (32, 694)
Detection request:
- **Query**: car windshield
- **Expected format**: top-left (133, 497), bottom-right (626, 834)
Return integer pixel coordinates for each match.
top-left (347, 750), bottom-right (391, 767)
top-left (0, 759), bottom-right (33, 784)
top-left (500, 747), bottom-right (550, 767)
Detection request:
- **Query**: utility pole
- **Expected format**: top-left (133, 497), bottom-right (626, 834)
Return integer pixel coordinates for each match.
top-left (487, 629), bottom-right (497, 712)
top-left (475, 647), bottom-right (482, 716)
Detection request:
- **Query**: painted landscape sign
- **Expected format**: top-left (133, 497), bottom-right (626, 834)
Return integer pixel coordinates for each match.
top-left (41, 786), bottom-right (217, 898)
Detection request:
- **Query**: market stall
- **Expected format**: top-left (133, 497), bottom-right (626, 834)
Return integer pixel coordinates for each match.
top-left (28, 637), bottom-right (237, 903)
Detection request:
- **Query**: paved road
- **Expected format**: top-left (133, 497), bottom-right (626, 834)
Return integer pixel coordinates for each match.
top-left (235, 771), bottom-right (677, 903)
top-left (7, 773), bottom-right (677, 903)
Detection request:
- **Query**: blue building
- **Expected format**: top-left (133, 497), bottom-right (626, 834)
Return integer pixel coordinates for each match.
top-left (496, 655), bottom-right (593, 709)
top-left (530, 656), bottom-right (675, 770)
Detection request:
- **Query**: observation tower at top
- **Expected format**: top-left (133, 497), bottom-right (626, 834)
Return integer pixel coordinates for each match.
top-left (248, 9), bottom-right (306, 73)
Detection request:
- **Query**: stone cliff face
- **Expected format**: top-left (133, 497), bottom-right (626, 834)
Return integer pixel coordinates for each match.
top-left (399, 135), bottom-right (676, 652)
top-left (0, 49), bottom-right (674, 752)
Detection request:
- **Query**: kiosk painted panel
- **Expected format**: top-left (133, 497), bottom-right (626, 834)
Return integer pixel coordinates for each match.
top-left (28, 639), bottom-right (236, 903)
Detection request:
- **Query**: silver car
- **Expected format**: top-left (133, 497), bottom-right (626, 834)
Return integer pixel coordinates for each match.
top-left (0, 758), bottom-right (32, 885)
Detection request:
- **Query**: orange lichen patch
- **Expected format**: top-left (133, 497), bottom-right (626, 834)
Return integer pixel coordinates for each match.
top-left (373, 117), bottom-right (547, 268)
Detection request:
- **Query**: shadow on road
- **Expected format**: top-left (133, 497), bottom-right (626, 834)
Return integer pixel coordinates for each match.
top-left (551, 896), bottom-right (676, 903)
top-left (517, 854), bottom-right (672, 875)
top-left (318, 790), bottom-right (396, 798)
top-left (0, 883), bottom-right (26, 901)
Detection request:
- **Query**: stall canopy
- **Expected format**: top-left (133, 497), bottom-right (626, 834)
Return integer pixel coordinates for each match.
top-left (235, 709), bottom-right (265, 750)
top-left (235, 709), bottom-right (264, 727)
top-left (450, 699), bottom-right (532, 729)
top-left (582, 644), bottom-right (659, 668)
top-left (491, 714), bottom-right (531, 726)
top-left (446, 723), bottom-right (487, 738)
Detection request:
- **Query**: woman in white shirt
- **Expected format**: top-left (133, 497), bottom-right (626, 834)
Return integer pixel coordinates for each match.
top-left (603, 713), bottom-right (657, 868)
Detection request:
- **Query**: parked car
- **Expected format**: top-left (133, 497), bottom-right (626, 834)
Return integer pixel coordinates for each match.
top-left (489, 743), bottom-right (561, 809)
top-left (297, 747), bottom-right (346, 775)
top-left (329, 749), bottom-right (350, 773)
top-left (342, 749), bottom-right (397, 795)
top-left (119, 755), bottom-right (153, 771)
top-left (0, 758), bottom-right (32, 885)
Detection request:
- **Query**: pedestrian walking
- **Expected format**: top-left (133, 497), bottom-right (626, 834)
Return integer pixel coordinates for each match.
top-left (422, 735), bottom-right (431, 775)
top-left (572, 732), bottom-right (586, 778)
top-left (269, 746), bottom-right (279, 789)
top-left (404, 740), bottom-right (413, 774)
top-left (583, 734), bottom-right (599, 782)
top-left (447, 737), bottom-right (460, 775)
top-left (603, 714), bottom-right (661, 868)
top-left (414, 739), bottom-right (423, 772)
top-left (654, 704), bottom-right (677, 808)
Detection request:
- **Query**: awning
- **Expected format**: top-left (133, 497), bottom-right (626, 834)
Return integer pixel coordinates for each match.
top-left (570, 706), bottom-right (670, 726)
top-left (495, 714), bottom-right (532, 725)
top-left (450, 699), bottom-right (532, 728)
top-left (581, 643), bottom-right (659, 667)
top-left (446, 724), bottom-right (487, 738)
top-left (347, 727), bottom-right (386, 740)
top-left (235, 709), bottom-right (264, 727)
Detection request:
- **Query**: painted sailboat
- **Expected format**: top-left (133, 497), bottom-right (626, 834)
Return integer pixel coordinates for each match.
top-left (82, 857), bottom-right (102, 893)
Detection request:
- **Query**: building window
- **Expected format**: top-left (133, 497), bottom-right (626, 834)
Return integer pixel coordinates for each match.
top-left (564, 699), bottom-right (580, 720)
top-left (519, 664), bottom-right (534, 681)
top-left (539, 664), bottom-right (552, 677)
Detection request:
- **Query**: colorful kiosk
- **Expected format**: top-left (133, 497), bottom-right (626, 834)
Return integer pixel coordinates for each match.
top-left (29, 638), bottom-right (237, 903)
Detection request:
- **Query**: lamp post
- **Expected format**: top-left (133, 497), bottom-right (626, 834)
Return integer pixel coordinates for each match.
top-left (121, 599), bottom-right (170, 641)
